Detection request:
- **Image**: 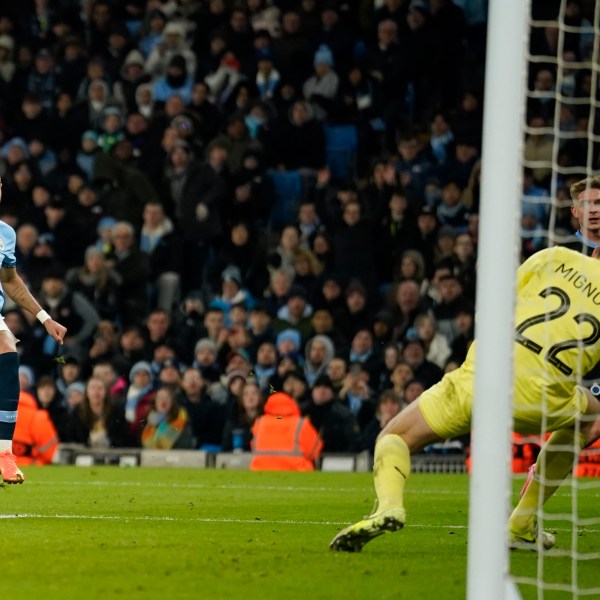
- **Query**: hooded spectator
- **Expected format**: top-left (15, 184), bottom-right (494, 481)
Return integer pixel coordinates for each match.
top-left (113, 49), bottom-right (151, 112)
top-left (303, 334), bottom-right (335, 386)
top-left (250, 390), bottom-right (322, 471)
top-left (145, 20), bottom-right (196, 79)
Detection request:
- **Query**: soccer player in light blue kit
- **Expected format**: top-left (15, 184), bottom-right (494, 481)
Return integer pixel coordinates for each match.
top-left (0, 178), bottom-right (66, 483)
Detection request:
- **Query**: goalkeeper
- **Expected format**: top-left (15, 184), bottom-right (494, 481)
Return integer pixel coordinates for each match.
top-left (519, 175), bottom-right (600, 490)
top-left (330, 243), bottom-right (600, 552)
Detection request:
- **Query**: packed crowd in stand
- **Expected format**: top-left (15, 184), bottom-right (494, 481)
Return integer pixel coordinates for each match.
top-left (0, 0), bottom-right (594, 460)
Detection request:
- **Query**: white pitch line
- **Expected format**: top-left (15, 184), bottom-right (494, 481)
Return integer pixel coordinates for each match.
top-left (0, 512), bottom-right (465, 528)
top-left (25, 481), bottom-right (375, 493)
top-left (23, 480), bottom-right (600, 498)
top-left (1, 513), bottom-right (598, 534)
top-left (24, 480), bottom-right (470, 495)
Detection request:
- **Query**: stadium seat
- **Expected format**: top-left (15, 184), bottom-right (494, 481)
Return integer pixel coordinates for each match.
top-left (266, 170), bottom-right (303, 227)
top-left (140, 449), bottom-right (208, 468)
top-left (319, 453), bottom-right (356, 472)
top-left (215, 451), bottom-right (253, 469)
top-left (324, 124), bottom-right (358, 181)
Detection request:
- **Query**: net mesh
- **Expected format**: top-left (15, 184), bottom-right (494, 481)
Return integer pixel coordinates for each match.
top-left (514, 1), bottom-right (600, 597)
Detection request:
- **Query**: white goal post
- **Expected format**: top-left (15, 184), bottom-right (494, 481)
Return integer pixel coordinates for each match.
top-left (466, 1), bottom-right (530, 599)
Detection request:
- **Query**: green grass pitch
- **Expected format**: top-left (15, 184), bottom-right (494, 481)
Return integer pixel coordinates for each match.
top-left (0, 467), bottom-right (597, 600)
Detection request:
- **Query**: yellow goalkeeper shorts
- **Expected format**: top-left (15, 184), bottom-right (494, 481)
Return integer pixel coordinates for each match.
top-left (418, 367), bottom-right (589, 439)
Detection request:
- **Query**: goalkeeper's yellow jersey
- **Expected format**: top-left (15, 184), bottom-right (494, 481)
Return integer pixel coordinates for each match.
top-left (465, 246), bottom-right (600, 401)
top-left (419, 246), bottom-right (600, 437)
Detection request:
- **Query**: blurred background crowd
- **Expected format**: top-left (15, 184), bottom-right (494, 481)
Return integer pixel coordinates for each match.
top-left (0, 0), bottom-right (596, 459)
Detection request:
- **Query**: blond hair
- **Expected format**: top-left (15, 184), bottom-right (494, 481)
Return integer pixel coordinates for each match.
top-left (293, 247), bottom-right (324, 277)
top-left (569, 176), bottom-right (600, 201)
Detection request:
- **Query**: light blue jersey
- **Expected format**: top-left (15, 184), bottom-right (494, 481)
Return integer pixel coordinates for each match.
top-left (0, 220), bottom-right (17, 313)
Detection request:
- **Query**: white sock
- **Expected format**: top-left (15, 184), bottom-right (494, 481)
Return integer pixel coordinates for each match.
top-left (0, 440), bottom-right (12, 452)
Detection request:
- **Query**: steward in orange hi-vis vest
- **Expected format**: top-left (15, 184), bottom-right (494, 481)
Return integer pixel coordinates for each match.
top-left (250, 392), bottom-right (323, 471)
top-left (12, 391), bottom-right (59, 466)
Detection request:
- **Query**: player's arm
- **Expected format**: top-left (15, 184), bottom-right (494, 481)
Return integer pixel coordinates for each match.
top-left (0, 267), bottom-right (67, 344)
top-left (0, 178), bottom-right (66, 341)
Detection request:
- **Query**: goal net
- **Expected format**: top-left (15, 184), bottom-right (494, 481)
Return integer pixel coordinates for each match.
top-left (515, 1), bottom-right (600, 597)
top-left (468, 1), bottom-right (600, 598)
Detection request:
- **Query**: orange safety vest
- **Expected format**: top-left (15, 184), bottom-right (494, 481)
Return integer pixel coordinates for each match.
top-left (12, 391), bottom-right (59, 466)
top-left (250, 392), bottom-right (323, 471)
top-left (575, 438), bottom-right (600, 478)
top-left (511, 433), bottom-right (542, 473)
top-left (466, 432), bottom-right (546, 474)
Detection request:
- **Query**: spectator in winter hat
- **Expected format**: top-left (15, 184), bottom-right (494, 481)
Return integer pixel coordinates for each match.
top-left (303, 44), bottom-right (338, 120)
top-left (18, 365), bottom-right (36, 392)
top-left (65, 381), bottom-right (86, 412)
top-left (95, 216), bottom-right (117, 254)
top-left (221, 262), bottom-right (243, 288)
top-left (276, 328), bottom-right (302, 355)
top-left (145, 20), bottom-right (196, 79)
top-left (125, 360), bottom-right (155, 435)
top-left (192, 337), bottom-right (221, 383)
